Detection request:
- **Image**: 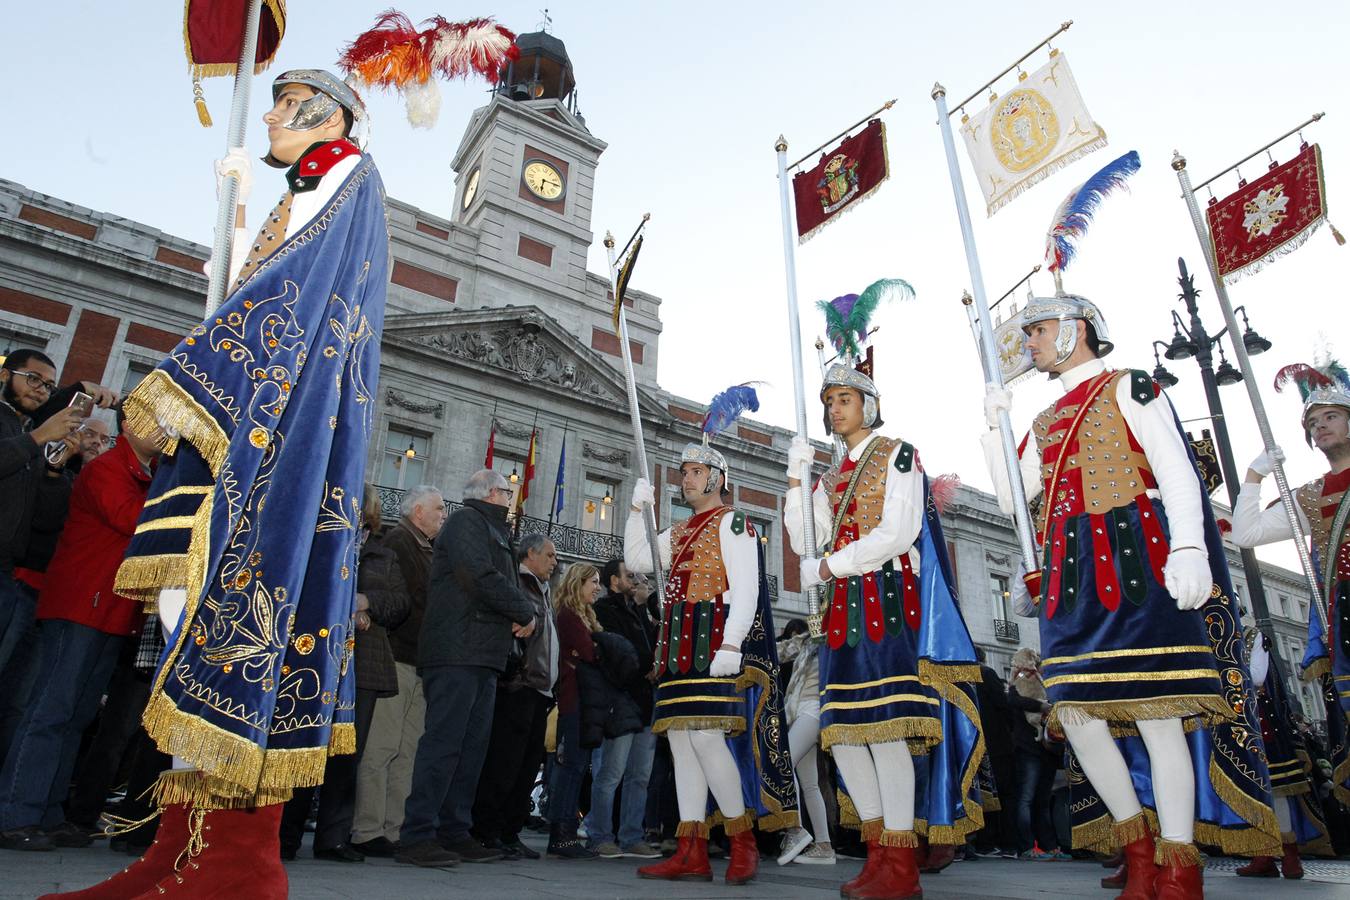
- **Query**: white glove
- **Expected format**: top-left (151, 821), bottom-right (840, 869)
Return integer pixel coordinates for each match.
top-left (215, 147), bottom-right (254, 204)
top-left (709, 647), bottom-right (742, 677)
top-left (1010, 561), bottom-right (1037, 617)
top-left (1164, 547), bottom-right (1212, 610)
top-left (786, 436), bottom-right (814, 481)
top-left (983, 383), bottom-right (1013, 429)
top-left (630, 477), bottom-right (655, 509)
top-left (1248, 447), bottom-right (1284, 477)
top-left (799, 557), bottom-right (827, 591)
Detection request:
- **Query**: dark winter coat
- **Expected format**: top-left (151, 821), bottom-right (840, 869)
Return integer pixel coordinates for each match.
top-left (382, 518), bottom-right (434, 666)
top-left (593, 591), bottom-right (656, 725)
top-left (353, 531), bottom-right (411, 696)
top-left (577, 631), bottom-right (642, 749)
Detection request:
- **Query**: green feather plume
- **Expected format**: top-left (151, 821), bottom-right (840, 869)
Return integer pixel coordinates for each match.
top-left (816, 278), bottom-right (914, 360)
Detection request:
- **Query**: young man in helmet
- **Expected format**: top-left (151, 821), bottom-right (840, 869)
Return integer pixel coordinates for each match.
top-left (1230, 362), bottom-right (1350, 838)
top-left (785, 354), bottom-right (984, 900)
top-left (48, 69), bottom-right (389, 900)
top-left (982, 296), bottom-right (1278, 900)
top-left (625, 440), bottom-right (796, 886)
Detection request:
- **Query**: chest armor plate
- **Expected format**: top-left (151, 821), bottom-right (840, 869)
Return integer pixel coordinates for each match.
top-left (824, 436), bottom-right (899, 546)
top-left (668, 508), bottom-right (730, 603)
top-left (1297, 477), bottom-right (1350, 581)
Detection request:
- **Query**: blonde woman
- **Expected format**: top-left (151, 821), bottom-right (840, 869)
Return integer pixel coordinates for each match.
top-left (547, 564), bottom-right (602, 859)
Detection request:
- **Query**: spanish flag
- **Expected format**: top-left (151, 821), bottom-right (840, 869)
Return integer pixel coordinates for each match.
top-left (516, 429), bottom-right (537, 515)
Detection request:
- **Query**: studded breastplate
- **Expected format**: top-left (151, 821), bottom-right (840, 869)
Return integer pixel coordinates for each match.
top-left (1296, 474), bottom-right (1350, 584)
top-left (823, 436), bottom-right (899, 549)
top-left (667, 507), bottom-right (730, 603)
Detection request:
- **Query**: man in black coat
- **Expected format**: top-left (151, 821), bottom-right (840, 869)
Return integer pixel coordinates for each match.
top-left (396, 470), bottom-right (537, 869)
top-left (582, 558), bottom-right (660, 858)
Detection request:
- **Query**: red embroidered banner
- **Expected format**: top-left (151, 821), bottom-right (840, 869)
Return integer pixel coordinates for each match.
top-left (793, 119), bottom-right (889, 243)
top-left (184, 0), bottom-right (287, 78)
top-left (1206, 143), bottom-right (1330, 283)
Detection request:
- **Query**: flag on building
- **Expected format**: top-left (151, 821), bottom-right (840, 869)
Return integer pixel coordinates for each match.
top-left (611, 235), bottom-right (643, 331)
top-left (484, 420), bottom-right (496, 468)
top-left (792, 119), bottom-right (889, 243)
top-left (517, 429), bottom-right (537, 515)
top-left (553, 433), bottom-right (567, 518)
top-left (959, 52), bottom-right (1107, 217)
top-left (183, 0), bottom-right (288, 125)
top-left (1205, 143), bottom-right (1342, 283)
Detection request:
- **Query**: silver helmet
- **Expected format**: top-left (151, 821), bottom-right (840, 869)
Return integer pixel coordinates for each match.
top-left (820, 361), bottom-right (881, 433)
top-left (680, 441), bottom-right (729, 495)
top-left (1018, 293), bottom-right (1114, 368)
top-left (1302, 388), bottom-right (1350, 443)
top-left (264, 70), bottom-right (367, 166)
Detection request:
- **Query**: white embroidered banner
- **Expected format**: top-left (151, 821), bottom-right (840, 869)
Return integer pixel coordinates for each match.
top-left (959, 52), bottom-right (1107, 217)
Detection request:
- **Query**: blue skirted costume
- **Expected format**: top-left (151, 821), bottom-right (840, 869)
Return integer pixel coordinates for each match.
top-left (114, 154), bottom-right (389, 807)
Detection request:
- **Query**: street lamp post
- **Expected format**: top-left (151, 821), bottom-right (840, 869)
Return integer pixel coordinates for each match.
top-left (1153, 258), bottom-right (1285, 672)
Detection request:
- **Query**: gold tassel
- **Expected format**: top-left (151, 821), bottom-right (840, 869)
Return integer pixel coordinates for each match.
top-left (192, 79), bottom-right (212, 128)
top-left (879, 829), bottom-right (919, 848)
top-left (1329, 219), bottom-right (1346, 246)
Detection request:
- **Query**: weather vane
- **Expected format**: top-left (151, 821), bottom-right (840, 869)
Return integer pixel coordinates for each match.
top-left (538, 8), bottom-right (551, 32)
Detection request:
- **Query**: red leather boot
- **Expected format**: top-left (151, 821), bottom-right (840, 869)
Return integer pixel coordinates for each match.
top-left (133, 804), bottom-right (288, 899)
top-left (1154, 840), bottom-right (1204, 900)
top-left (841, 820), bottom-right (884, 897)
top-left (1234, 855), bottom-right (1279, 878)
top-left (851, 835), bottom-right (922, 900)
top-left (1279, 840), bottom-right (1303, 880)
top-left (725, 829), bottom-right (760, 885)
top-left (37, 804), bottom-right (189, 900)
top-left (1115, 831), bottom-right (1158, 900)
top-left (638, 823), bottom-right (712, 881)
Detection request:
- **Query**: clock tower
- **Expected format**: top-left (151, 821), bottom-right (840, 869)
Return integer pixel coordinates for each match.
top-left (450, 30), bottom-right (606, 297)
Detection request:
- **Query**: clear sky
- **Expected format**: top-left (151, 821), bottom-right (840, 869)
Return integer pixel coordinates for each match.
top-left (6, 1), bottom-right (1348, 578)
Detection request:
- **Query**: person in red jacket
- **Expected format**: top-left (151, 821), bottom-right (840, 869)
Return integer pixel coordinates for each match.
top-left (0, 413), bottom-right (158, 851)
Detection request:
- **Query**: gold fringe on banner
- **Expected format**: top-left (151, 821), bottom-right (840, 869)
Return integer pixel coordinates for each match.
top-left (879, 829), bottom-right (919, 848)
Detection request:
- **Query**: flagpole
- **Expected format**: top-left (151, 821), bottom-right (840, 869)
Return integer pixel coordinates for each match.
top-left (604, 225), bottom-right (665, 602)
top-left (549, 421), bottom-right (566, 529)
top-left (204, 0), bottom-right (263, 317)
top-left (1172, 150), bottom-right (1329, 635)
top-left (931, 83), bottom-right (1042, 586)
top-left (775, 136), bottom-right (825, 635)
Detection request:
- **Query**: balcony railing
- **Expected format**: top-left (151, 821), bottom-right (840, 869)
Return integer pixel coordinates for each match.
top-left (993, 618), bottom-right (1020, 643)
top-left (377, 485), bottom-right (781, 600)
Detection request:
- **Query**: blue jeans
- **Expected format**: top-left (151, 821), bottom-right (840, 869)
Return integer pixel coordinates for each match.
top-left (1014, 750), bottom-right (1058, 853)
top-left (400, 664), bottom-right (497, 846)
top-left (584, 728), bottom-right (656, 848)
top-left (546, 712), bottom-right (586, 831)
top-left (0, 571), bottom-right (37, 680)
top-left (0, 619), bottom-right (122, 830)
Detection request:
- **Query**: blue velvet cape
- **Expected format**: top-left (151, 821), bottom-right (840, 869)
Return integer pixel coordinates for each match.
top-left (115, 155), bottom-right (389, 805)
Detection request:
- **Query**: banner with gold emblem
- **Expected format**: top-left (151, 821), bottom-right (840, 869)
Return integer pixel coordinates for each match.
top-left (959, 52), bottom-right (1106, 217)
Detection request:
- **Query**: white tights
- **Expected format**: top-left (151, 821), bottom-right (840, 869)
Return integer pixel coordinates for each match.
top-left (788, 714), bottom-right (830, 842)
top-left (832, 740), bottom-right (915, 832)
top-left (668, 729), bottom-right (747, 823)
top-left (1062, 717), bottom-right (1195, 843)
top-left (1276, 797), bottom-right (1293, 834)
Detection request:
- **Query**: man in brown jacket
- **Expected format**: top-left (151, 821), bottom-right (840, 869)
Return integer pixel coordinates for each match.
top-left (351, 486), bottom-right (445, 856)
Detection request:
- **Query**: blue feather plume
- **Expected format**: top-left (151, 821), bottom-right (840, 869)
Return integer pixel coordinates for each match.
top-left (1045, 150), bottom-right (1141, 273)
top-left (702, 384), bottom-right (761, 437)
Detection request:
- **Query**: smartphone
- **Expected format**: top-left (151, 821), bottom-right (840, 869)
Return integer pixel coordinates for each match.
top-left (43, 391), bottom-right (96, 466)
top-left (68, 391), bottom-right (95, 419)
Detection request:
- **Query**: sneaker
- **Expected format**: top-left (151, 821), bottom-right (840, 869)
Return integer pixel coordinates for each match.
top-left (971, 847), bottom-right (1004, 859)
top-left (621, 841), bottom-right (662, 859)
top-left (352, 836), bottom-right (399, 857)
top-left (777, 827), bottom-right (813, 866)
top-left (547, 838), bottom-right (598, 860)
top-left (0, 826), bottom-right (54, 852)
top-left (440, 836), bottom-right (503, 863)
top-left (999, 848), bottom-right (1020, 859)
top-left (1018, 848), bottom-right (1055, 860)
top-left (396, 839), bottom-right (460, 868)
top-left (792, 842), bottom-right (837, 865)
top-left (1051, 849), bottom-right (1074, 860)
top-left (46, 821), bottom-right (94, 848)
top-left (502, 837), bottom-right (540, 860)
top-left (591, 840), bottom-right (623, 859)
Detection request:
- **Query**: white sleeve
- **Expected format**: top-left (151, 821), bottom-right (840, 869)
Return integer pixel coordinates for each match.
top-left (981, 428), bottom-right (1042, 516)
top-left (720, 515), bottom-right (760, 647)
top-left (826, 444), bottom-right (922, 578)
top-left (624, 508), bottom-right (670, 573)
top-left (1230, 481), bottom-right (1302, 547)
top-left (285, 154), bottom-right (361, 238)
top-left (784, 478), bottom-right (831, 556)
top-left (1248, 635), bottom-right (1270, 687)
top-left (1118, 380), bottom-right (1206, 552)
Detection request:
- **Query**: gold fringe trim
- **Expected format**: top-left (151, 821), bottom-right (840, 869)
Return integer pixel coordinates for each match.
top-left (722, 811), bottom-right (754, 836)
top-left (116, 555), bottom-right (188, 608)
top-left (879, 829), bottom-right (919, 848)
top-left (860, 818), bottom-right (884, 842)
top-left (329, 722), bottom-right (355, 755)
top-left (755, 811), bottom-right (799, 834)
top-left (925, 676), bottom-right (988, 845)
top-left (1154, 839), bottom-right (1202, 867)
top-left (1202, 756), bottom-right (1282, 857)
top-left (151, 769), bottom-right (293, 810)
top-left (1113, 812), bottom-right (1153, 846)
top-left (982, 796), bottom-right (1002, 812)
top-left (652, 715), bottom-right (745, 736)
top-left (123, 369), bottom-right (230, 478)
top-left (1302, 657), bottom-right (1331, 682)
top-left (675, 820), bottom-right (710, 839)
top-left (1294, 793), bottom-right (1336, 857)
top-left (1048, 694), bottom-right (1234, 732)
top-left (918, 659), bottom-right (982, 686)
top-left (820, 716), bottom-right (941, 751)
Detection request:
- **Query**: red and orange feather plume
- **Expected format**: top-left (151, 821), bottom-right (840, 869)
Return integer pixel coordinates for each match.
top-left (337, 10), bottom-right (430, 89)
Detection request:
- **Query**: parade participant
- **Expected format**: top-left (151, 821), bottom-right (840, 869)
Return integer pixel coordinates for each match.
top-left (1231, 358), bottom-right (1350, 818)
top-left (786, 287), bottom-right (985, 900)
top-left (625, 385), bottom-right (797, 886)
top-left (982, 289), bottom-right (1279, 900)
top-left (43, 68), bottom-right (388, 900)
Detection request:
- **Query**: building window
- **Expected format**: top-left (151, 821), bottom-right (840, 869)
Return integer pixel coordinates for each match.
top-left (666, 494), bottom-right (693, 528)
top-left (493, 455), bottom-right (525, 517)
top-left (989, 573), bottom-right (1011, 621)
top-left (1274, 593), bottom-right (1288, 618)
top-left (748, 515), bottom-right (773, 557)
top-left (580, 476), bottom-right (617, 534)
top-left (379, 426), bottom-right (429, 490)
top-left (121, 361), bottom-right (156, 396)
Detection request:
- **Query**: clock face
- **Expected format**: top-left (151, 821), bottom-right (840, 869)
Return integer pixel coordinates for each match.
top-left (523, 160), bottom-right (565, 201)
top-left (462, 168), bottom-right (480, 209)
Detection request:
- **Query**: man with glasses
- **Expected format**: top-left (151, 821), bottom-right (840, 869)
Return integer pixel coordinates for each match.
top-left (0, 350), bottom-right (85, 683)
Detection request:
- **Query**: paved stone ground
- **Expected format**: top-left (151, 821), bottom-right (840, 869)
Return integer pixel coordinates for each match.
top-left (8, 832), bottom-right (1348, 899)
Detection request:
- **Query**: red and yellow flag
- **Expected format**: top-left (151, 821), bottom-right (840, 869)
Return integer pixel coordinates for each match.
top-left (516, 429), bottom-right (537, 515)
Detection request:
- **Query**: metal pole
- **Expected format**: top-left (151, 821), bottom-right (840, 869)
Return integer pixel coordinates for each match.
top-left (204, 0), bottom-right (263, 317)
top-left (775, 136), bottom-right (823, 633)
top-left (931, 84), bottom-right (1042, 581)
top-left (1172, 259), bottom-right (1288, 682)
top-left (788, 100), bottom-right (897, 171)
top-left (1192, 113), bottom-right (1325, 193)
top-left (1172, 152), bottom-right (1329, 634)
top-left (604, 229), bottom-right (665, 601)
top-left (946, 21), bottom-right (1073, 115)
